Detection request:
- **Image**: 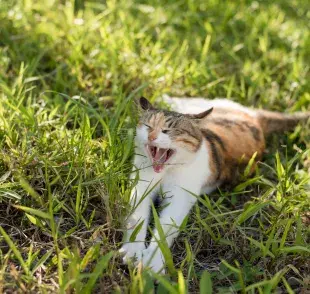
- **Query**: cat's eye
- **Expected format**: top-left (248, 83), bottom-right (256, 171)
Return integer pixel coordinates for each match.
top-left (143, 123), bottom-right (151, 128)
top-left (162, 129), bottom-right (169, 134)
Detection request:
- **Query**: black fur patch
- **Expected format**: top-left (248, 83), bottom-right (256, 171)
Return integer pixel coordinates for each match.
top-left (201, 128), bottom-right (226, 150)
top-left (212, 119), bottom-right (261, 141)
top-left (201, 129), bottom-right (225, 180)
top-left (248, 125), bottom-right (260, 141)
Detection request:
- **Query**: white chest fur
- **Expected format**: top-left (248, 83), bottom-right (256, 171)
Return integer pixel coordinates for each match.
top-left (120, 137), bottom-right (215, 273)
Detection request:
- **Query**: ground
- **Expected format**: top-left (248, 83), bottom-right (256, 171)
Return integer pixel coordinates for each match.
top-left (0, 0), bottom-right (309, 293)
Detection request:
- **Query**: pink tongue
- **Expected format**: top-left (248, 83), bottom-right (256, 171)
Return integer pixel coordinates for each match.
top-left (152, 148), bottom-right (167, 173)
top-left (153, 164), bottom-right (164, 173)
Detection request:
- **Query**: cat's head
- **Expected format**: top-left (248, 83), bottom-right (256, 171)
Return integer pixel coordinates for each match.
top-left (136, 97), bottom-right (213, 173)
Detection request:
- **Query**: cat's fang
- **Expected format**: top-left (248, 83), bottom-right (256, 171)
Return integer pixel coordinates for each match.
top-left (146, 145), bottom-right (175, 172)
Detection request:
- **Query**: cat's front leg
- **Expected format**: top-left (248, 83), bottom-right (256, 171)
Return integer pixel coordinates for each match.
top-left (136, 184), bottom-right (200, 273)
top-left (119, 168), bottom-right (160, 262)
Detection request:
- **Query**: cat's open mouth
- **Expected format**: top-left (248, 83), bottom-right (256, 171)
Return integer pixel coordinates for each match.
top-left (146, 145), bottom-right (175, 173)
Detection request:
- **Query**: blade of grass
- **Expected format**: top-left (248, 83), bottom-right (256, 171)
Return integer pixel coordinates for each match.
top-left (13, 205), bottom-right (51, 220)
top-left (200, 270), bottom-right (212, 294)
top-left (151, 203), bottom-right (176, 276)
top-left (0, 226), bottom-right (29, 275)
top-left (81, 251), bottom-right (114, 294)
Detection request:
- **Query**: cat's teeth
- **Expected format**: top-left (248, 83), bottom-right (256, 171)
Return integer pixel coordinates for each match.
top-left (147, 145), bottom-right (174, 168)
top-left (158, 149), bottom-right (166, 162)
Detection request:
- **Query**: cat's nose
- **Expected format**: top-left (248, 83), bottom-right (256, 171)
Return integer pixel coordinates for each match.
top-left (148, 131), bottom-right (158, 141)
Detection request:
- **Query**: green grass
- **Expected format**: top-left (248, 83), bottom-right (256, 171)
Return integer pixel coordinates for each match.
top-left (0, 0), bottom-right (309, 292)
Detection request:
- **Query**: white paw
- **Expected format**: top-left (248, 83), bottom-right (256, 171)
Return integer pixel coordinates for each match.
top-left (135, 247), bottom-right (166, 274)
top-left (119, 242), bottom-right (146, 263)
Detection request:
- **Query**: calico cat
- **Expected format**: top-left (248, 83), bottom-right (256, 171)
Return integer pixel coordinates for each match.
top-left (119, 96), bottom-right (310, 274)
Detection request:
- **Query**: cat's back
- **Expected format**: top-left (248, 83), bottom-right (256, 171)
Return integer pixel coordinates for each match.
top-left (164, 96), bottom-right (265, 157)
top-left (163, 96), bottom-right (257, 117)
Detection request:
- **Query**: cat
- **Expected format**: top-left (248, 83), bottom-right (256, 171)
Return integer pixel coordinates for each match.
top-left (119, 96), bottom-right (310, 274)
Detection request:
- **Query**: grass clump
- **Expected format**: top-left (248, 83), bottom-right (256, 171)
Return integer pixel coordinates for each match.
top-left (0, 0), bottom-right (309, 292)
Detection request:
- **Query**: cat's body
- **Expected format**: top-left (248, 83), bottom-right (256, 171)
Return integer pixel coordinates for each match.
top-left (119, 97), bottom-right (310, 273)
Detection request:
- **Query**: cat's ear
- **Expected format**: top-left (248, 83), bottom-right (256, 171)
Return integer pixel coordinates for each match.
top-left (187, 108), bottom-right (213, 119)
top-left (139, 97), bottom-right (154, 111)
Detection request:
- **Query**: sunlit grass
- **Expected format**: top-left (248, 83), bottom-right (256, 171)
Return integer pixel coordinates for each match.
top-left (0, 0), bottom-right (309, 292)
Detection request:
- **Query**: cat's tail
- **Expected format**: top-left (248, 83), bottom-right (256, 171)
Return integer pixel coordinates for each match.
top-left (257, 109), bottom-right (310, 135)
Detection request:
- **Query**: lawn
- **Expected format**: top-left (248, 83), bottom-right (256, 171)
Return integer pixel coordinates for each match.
top-left (0, 0), bottom-right (309, 293)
